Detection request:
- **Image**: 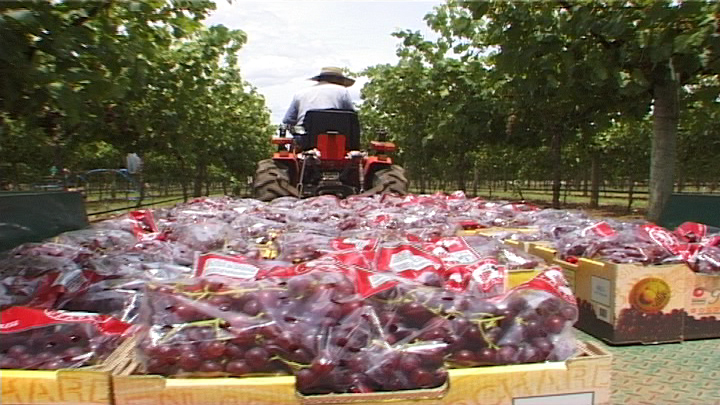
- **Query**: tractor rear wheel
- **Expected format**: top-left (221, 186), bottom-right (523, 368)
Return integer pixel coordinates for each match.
top-left (253, 159), bottom-right (300, 201)
top-left (366, 165), bottom-right (408, 196)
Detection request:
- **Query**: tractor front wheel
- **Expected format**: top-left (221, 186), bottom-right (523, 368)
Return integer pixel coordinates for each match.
top-left (253, 159), bottom-right (300, 201)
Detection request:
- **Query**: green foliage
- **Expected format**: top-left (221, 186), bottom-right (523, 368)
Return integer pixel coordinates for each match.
top-left (0, 1), bottom-right (270, 195)
top-left (360, 0), bottom-right (719, 212)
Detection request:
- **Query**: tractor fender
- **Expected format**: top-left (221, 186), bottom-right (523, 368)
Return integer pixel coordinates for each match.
top-left (362, 156), bottom-right (393, 191)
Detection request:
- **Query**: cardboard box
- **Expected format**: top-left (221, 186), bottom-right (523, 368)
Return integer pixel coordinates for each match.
top-left (531, 244), bottom-right (720, 343)
top-left (0, 369), bottom-right (112, 405)
top-left (683, 271), bottom-right (720, 340)
top-left (111, 341), bottom-right (610, 405)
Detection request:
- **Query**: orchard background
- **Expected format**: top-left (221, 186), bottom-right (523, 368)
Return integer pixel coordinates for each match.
top-left (1, 1), bottom-right (718, 220)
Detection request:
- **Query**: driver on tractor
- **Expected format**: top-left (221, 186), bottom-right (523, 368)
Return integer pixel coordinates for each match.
top-left (282, 66), bottom-right (355, 132)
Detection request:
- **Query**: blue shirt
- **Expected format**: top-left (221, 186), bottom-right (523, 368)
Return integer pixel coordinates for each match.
top-left (282, 82), bottom-right (355, 126)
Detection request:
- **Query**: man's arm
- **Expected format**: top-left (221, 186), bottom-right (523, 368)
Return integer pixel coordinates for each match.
top-left (282, 97), bottom-right (299, 126)
top-left (341, 90), bottom-right (355, 111)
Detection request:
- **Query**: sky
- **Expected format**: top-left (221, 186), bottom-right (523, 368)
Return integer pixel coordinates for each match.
top-left (204, 0), bottom-right (443, 124)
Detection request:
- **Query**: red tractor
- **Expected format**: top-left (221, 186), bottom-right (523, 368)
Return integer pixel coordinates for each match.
top-left (252, 109), bottom-right (407, 201)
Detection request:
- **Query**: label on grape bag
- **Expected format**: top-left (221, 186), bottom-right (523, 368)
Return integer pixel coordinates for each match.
top-left (128, 210), bottom-right (163, 242)
top-left (444, 258), bottom-right (506, 294)
top-left (332, 250), bottom-right (376, 268)
top-left (194, 253), bottom-right (260, 279)
top-left (674, 222), bottom-right (707, 243)
top-left (375, 244), bottom-right (443, 278)
top-left (330, 238), bottom-right (378, 252)
top-left (672, 243), bottom-right (702, 262)
top-left (0, 307), bottom-right (130, 335)
top-left (704, 235), bottom-right (720, 247)
top-left (640, 224), bottom-right (681, 253)
top-left (427, 237), bottom-right (481, 266)
top-left (352, 267), bottom-right (400, 298)
top-left (499, 267), bottom-right (576, 305)
top-left (580, 221), bottom-right (617, 238)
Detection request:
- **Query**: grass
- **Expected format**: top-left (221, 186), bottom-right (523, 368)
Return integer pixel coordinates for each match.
top-left (409, 187), bottom-right (647, 220)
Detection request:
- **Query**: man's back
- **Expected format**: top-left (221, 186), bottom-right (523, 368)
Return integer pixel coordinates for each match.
top-left (283, 82), bottom-right (354, 126)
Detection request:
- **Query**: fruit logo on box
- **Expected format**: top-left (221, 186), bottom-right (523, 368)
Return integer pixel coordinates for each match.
top-left (628, 277), bottom-right (671, 313)
top-left (691, 287), bottom-right (720, 305)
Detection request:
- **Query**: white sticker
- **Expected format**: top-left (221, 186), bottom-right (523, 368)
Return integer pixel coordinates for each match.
top-left (53, 270), bottom-right (87, 293)
top-left (388, 250), bottom-right (439, 273)
top-left (514, 392), bottom-right (594, 405)
top-left (342, 238), bottom-right (371, 250)
top-left (441, 249), bottom-right (478, 264)
top-left (595, 303), bottom-right (612, 323)
top-left (202, 258), bottom-right (259, 279)
top-left (368, 273), bottom-right (396, 288)
top-left (591, 276), bottom-right (611, 307)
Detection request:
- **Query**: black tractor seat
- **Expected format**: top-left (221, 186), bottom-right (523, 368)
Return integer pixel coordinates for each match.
top-left (298, 109), bottom-right (361, 151)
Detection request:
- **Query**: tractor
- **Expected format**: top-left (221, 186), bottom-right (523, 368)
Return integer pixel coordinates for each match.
top-left (252, 109), bottom-right (407, 201)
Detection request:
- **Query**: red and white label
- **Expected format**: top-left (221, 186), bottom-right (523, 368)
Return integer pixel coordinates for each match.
top-left (505, 267), bottom-right (576, 304)
top-left (641, 224), bottom-right (681, 253)
top-left (195, 253), bottom-right (260, 279)
top-left (331, 238), bottom-right (378, 252)
top-left (375, 245), bottom-right (443, 277)
top-left (444, 257), bottom-right (505, 294)
top-left (581, 222), bottom-right (617, 238)
top-left (352, 268), bottom-right (399, 298)
top-left (128, 210), bottom-right (163, 242)
top-left (674, 222), bottom-right (707, 243)
top-left (428, 237), bottom-right (481, 266)
top-left (0, 307), bottom-right (130, 335)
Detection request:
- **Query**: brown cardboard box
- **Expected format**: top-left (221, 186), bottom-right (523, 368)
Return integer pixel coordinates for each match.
top-left (683, 271), bottom-right (720, 340)
top-left (0, 369), bottom-right (112, 405)
top-left (111, 341), bottom-right (611, 405)
top-left (531, 244), bottom-right (720, 343)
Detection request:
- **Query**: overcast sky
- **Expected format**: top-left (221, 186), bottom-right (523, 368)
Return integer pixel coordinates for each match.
top-left (204, 0), bottom-right (443, 124)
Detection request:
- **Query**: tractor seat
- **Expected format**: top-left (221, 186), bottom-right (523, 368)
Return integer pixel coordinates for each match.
top-left (299, 109), bottom-right (361, 152)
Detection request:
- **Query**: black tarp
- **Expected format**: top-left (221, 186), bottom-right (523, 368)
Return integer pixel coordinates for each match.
top-left (0, 191), bottom-right (89, 252)
top-left (658, 193), bottom-right (720, 231)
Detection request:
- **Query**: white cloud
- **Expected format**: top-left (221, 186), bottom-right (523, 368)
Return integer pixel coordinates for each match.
top-left (205, 0), bottom-right (442, 123)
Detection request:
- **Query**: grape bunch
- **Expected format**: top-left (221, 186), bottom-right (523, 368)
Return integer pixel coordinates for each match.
top-left (138, 269), bottom-right (578, 396)
top-left (0, 322), bottom-right (123, 370)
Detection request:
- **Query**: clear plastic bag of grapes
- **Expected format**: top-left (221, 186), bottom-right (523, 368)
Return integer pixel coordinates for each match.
top-left (361, 267), bottom-right (578, 371)
top-left (136, 277), bottom-right (294, 377)
top-left (0, 306), bottom-right (130, 370)
top-left (53, 227), bottom-right (139, 251)
top-left (273, 232), bottom-right (334, 263)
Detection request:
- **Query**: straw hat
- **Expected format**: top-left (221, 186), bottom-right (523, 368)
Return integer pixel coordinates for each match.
top-left (310, 67), bottom-right (355, 87)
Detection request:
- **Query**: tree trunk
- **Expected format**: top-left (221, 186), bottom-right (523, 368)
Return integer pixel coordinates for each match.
top-left (551, 131), bottom-right (562, 209)
top-left (135, 171), bottom-right (145, 208)
top-left (472, 163), bottom-right (478, 197)
top-left (193, 160), bottom-right (207, 197)
top-left (590, 153), bottom-right (600, 208)
top-left (456, 152), bottom-right (466, 192)
top-left (647, 78), bottom-right (679, 222)
top-left (676, 167), bottom-right (684, 192)
top-left (626, 175), bottom-right (635, 214)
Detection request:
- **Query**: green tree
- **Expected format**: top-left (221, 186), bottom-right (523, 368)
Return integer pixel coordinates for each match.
top-left (459, 0), bottom-right (720, 219)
